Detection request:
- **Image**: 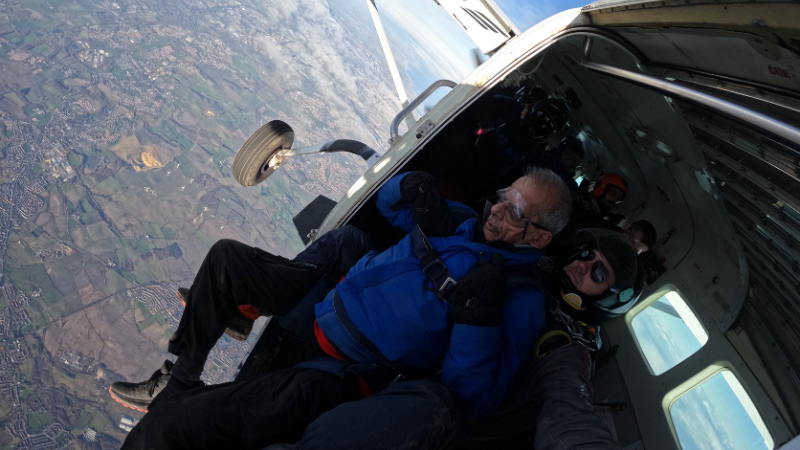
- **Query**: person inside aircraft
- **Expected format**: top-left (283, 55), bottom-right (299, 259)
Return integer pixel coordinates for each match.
top-left (547, 172), bottom-right (630, 256)
top-left (434, 86), bottom-right (571, 200)
top-left (287, 228), bottom-right (643, 450)
top-left (583, 172), bottom-right (628, 217)
top-left (533, 136), bottom-right (585, 194)
top-left (114, 168), bottom-right (572, 450)
top-left (620, 219), bottom-right (657, 255)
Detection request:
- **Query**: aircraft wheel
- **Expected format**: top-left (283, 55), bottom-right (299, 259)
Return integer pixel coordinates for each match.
top-left (232, 120), bottom-right (295, 187)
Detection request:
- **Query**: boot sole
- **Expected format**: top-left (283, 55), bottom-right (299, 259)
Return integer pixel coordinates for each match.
top-left (176, 290), bottom-right (187, 307)
top-left (108, 385), bottom-right (149, 413)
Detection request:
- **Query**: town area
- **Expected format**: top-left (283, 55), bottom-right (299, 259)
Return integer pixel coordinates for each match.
top-left (0, 0), bottom-right (397, 446)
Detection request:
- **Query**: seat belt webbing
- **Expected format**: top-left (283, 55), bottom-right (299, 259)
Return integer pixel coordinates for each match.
top-left (410, 226), bottom-right (458, 301)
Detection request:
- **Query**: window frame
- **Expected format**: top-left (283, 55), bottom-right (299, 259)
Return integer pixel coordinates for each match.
top-left (662, 364), bottom-right (775, 450)
top-left (625, 284), bottom-right (711, 376)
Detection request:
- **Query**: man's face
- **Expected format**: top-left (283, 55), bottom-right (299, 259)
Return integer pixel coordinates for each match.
top-left (483, 177), bottom-right (553, 249)
top-left (598, 186), bottom-right (625, 213)
top-left (622, 226), bottom-right (648, 254)
top-left (560, 147), bottom-right (583, 174)
top-left (562, 249), bottom-right (616, 296)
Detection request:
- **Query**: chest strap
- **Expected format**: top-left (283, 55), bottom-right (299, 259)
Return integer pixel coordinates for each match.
top-left (410, 225), bottom-right (458, 301)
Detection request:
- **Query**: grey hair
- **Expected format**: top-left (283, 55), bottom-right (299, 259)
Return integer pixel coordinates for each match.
top-left (523, 166), bottom-right (572, 234)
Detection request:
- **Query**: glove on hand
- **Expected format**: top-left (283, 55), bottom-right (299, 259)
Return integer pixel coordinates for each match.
top-left (450, 254), bottom-right (507, 327)
top-left (392, 172), bottom-right (456, 236)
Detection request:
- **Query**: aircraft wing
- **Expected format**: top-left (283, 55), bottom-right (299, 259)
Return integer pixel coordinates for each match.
top-left (435, 0), bottom-right (520, 54)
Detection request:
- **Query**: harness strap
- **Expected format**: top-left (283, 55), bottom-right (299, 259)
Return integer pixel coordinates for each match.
top-left (332, 290), bottom-right (423, 381)
top-left (410, 226), bottom-right (458, 301)
top-left (543, 298), bottom-right (602, 355)
top-left (534, 329), bottom-right (573, 359)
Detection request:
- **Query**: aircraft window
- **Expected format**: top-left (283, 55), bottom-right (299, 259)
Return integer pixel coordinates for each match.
top-left (670, 370), bottom-right (773, 450)
top-left (631, 291), bottom-right (708, 375)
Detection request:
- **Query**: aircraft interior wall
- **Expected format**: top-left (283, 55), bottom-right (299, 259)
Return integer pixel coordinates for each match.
top-left (533, 27), bottom-right (800, 448)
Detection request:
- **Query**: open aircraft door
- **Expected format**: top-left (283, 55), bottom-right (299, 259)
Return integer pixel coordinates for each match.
top-left (233, 1), bottom-right (800, 448)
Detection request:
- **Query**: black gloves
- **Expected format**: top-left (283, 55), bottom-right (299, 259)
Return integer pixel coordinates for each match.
top-left (450, 254), bottom-right (507, 327)
top-left (391, 172), bottom-right (457, 236)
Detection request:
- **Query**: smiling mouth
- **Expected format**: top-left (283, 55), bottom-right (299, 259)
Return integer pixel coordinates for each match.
top-left (564, 268), bottom-right (578, 287)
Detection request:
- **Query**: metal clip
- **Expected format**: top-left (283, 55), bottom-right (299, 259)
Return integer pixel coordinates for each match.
top-left (439, 277), bottom-right (457, 295)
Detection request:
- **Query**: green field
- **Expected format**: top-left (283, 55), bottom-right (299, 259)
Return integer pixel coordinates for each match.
top-left (20, 386), bottom-right (32, 400)
top-left (92, 176), bottom-right (122, 195)
top-left (135, 239), bottom-right (151, 255)
top-left (135, 299), bottom-right (153, 322)
top-left (139, 312), bottom-right (165, 331)
top-left (142, 223), bottom-right (165, 239)
top-left (67, 152), bottom-right (83, 166)
top-left (87, 410), bottom-right (107, 432)
top-left (71, 409), bottom-right (92, 435)
top-left (27, 413), bottom-right (43, 433)
top-left (148, 122), bottom-right (193, 153)
top-left (162, 225), bottom-right (178, 240)
top-left (7, 263), bottom-right (63, 306)
top-left (194, 230), bottom-right (214, 249)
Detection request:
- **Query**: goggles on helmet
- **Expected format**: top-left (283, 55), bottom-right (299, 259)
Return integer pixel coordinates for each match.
top-left (570, 246), bottom-right (636, 305)
top-left (571, 248), bottom-right (608, 284)
top-left (495, 188), bottom-right (551, 238)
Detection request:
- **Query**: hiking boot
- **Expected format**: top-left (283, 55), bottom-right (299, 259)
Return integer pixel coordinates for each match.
top-left (224, 314), bottom-right (254, 341)
top-left (109, 360), bottom-right (170, 412)
top-left (176, 288), bottom-right (256, 342)
top-left (109, 360), bottom-right (204, 412)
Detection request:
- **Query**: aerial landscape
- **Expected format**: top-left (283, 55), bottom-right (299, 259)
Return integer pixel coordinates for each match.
top-left (0, 0), bottom-right (406, 447)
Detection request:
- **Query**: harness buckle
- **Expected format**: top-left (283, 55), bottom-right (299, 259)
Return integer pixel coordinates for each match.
top-left (439, 277), bottom-right (457, 296)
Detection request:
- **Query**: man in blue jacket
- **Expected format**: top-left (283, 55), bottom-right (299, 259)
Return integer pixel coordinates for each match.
top-left (116, 167), bottom-right (572, 450)
top-left (292, 229), bottom-right (643, 450)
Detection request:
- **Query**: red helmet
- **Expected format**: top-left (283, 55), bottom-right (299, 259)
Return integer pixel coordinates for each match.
top-left (592, 173), bottom-right (629, 198)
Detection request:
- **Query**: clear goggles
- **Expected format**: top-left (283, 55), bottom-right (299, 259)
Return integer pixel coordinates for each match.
top-left (494, 188), bottom-right (551, 234)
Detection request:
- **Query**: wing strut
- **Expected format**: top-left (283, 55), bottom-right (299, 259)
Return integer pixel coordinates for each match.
top-left (365, 0), bottom-right (416, 130)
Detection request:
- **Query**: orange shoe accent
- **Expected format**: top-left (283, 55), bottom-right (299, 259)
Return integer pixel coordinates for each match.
top-left (175, 291), bottom-right (186, 307)
top-left (108, 385), bottom-right (148, 413)
top-left (238, 305), bottom-right (261, 321)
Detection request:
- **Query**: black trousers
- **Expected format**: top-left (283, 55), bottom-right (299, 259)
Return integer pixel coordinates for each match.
top-left (121, 366), bottom-right (362, 450)
top-left (168, 239), bottom-right (325, 382)
top-left (321, 344), bottom-right (617, 450)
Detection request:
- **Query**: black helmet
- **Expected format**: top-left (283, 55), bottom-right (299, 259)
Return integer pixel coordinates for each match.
top-left (521, 98), bottom-right (570, 142)
top-left (557, 228), bottom-right (644, 323)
